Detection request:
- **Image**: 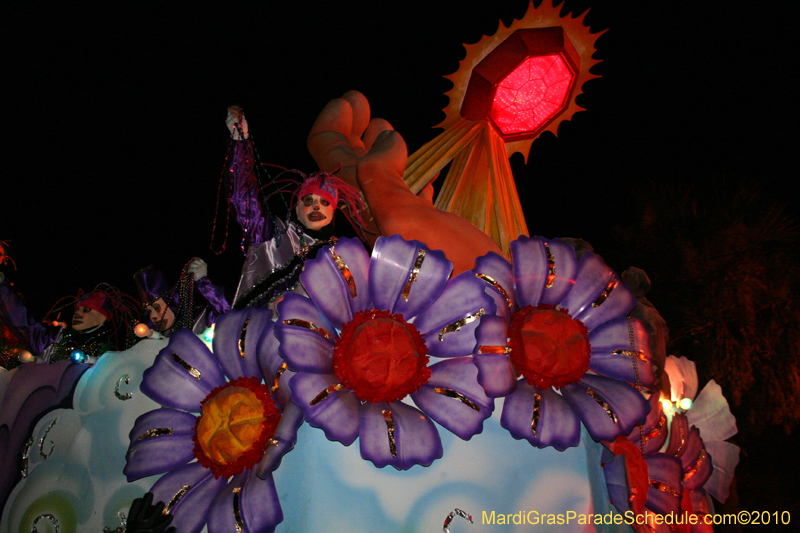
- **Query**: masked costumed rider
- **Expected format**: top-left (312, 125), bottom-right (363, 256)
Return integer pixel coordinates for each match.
top-left (133, 258), bottom-right (230, 337)
top-left (224, 106), bottom-right (366, 309)
top-left (0, 274), bottom-right (134, 364)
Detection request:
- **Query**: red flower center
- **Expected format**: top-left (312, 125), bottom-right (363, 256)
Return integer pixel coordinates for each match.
top-left (508, 304), bottom-right (590, 390)
top-left (334, 309), bottom-right (430, 403)
top-left (192, 376), bottom-right (281, 479)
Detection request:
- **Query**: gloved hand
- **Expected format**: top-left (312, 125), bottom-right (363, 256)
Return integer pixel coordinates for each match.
top-left (225, 105), bottom-right (249, 140)
top-left (187, 257), bottom-right (208, 281)
top-left (307, 90), bottom-right (502, 275)
top-left (125, 492), bottom-right (175, 533)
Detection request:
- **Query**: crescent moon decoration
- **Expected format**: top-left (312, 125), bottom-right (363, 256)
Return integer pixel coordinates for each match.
top-left (404, 0), bottom-right (604, 257)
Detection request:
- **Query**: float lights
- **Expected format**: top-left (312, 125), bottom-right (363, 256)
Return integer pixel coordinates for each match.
top-left (461, 27), bottom-right (579, 140)
top-left (71, 349), bottom-right (87, 363)
top-left (202, 324), bottom-right (216, 343)
top-left (134, 323), bottom-right (151, 338)
top-left (18, 350), bottom-right (34, 364)
top-left (660, 398), bottom-right (673, 412)
top-left (677, 398), bottom-right (693, 411)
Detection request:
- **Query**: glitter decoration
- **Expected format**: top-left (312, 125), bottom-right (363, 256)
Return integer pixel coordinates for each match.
top-left (137, 428), bottom-right (174, 441)
top-left (475, 273), bottom-right (513, 308)
top-left (280, 319), bottom-right (332, 339)
top-left (401, 249), bottom-right (428, 302)
top-left (30, 513), bottom-right (60, 533)
top-left (114, 374), bottom-right (135, 401)
top-left (21, 436), bottom-right (33, 478)
top-left (331, 245), bottom-right (358, 298)
top-left (438, 308), bottom-right (485, 341)
top-left (171, 352), bottom-right (202, 382)
top-left (163, 485), bottom-right (191, 515)
top-left (443, 508), bottom-right (473, 533)
top-left (38, 419), bottom-right (57, 459)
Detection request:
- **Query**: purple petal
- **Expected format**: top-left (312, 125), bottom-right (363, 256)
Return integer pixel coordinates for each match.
top-left (589, 350), bottom-right (655, 390)
top-left (501, 381), bottom-right (581, 450)
top-left (413, 272), bottom-right (496, 358)
top-left (603, 453), bottom-right (633, 515)
top-left (410, 357), bottom-right (493, 440)
top-left (142, 329), bottom-right (226, 412)
top-left (207, 472), bottom-right (283, 533)
top-left (644, 454), bottom-right (683, 515)
top-left (288, 372), bottom-right (359, 445)
top-left (213, 308), bottom-right (272, 381)
top-left (510, 236), bottom-right (548, 307)
top-left (275, 293), bottom-right (335, 374)
top-left (358, 401), bottom-right (443, 469)
top-left (573, 274), bottom-right (636, 332)
top-left (558, 251), bottom-right (615, 317)
top-left (150, 462), bottom-right (228, 533)
top-left (561, 373), bottom-right (650, 442)
top-left (300, 237), bottom-right (370, 329)
top-left (665, 414), bottom-right (690, 457)
top-left (369, 235), bottom-right (452, 317)
top-left (586, 316), bottom-right (631, 352)
top-left (539, 238), bottom-right (580, 306)
top-left (255, 401), bottom-right (304, 479)
top-left (473, 315), bottom-right (516, 398)
top-left (512, 237), bottom-right (578, 307)
top-left (124, 408), bottom-right (197, 481)
top-left (256, 316), bottom-right (289, 405)
top-left (628, 393), bottom-right (668, 455)
top-left (473, 252), bottom-right (516, 323)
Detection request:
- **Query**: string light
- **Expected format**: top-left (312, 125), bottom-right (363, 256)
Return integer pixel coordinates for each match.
top-left (202, 324), bottom-right (215, 343)
top-left (677, 398), bottom-right (693, 411)
top-left (134, 323), bottom-right (151, 338)
top-left (71, 349), bottom-right (87, 363)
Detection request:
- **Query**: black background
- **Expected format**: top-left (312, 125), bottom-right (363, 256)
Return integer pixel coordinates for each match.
top-left (4, 1), bottom-right (793, 313)
top-left (3, 0), bottom-right (797, 522)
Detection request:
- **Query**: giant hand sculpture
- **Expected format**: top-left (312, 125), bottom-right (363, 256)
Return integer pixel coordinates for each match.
top-left (308, 90), bottom-right (502, 275)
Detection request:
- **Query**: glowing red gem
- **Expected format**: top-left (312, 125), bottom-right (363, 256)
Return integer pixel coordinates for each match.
top-left (461, 27), bottom-right (579, 140)
top-left (489, 54), bottom-right (573, 135)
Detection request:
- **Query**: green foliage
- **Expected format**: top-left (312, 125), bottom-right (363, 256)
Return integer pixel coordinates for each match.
top-left (613, 180), bottom-right (800, 435)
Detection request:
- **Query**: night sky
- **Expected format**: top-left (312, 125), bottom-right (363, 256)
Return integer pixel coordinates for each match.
top-left (4, 0), bottom-right (794, 317)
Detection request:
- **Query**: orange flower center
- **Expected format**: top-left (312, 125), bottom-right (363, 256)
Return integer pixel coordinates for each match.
top-left (193, 376), bottom-right (280, 478)
top-left (334, 309), bottom-right (430, 403)
top-left (508, 304), bottom-right (590, 390)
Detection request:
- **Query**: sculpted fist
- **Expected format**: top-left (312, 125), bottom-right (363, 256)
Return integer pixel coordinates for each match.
top-left (307, 90), bottom-right (502, 275)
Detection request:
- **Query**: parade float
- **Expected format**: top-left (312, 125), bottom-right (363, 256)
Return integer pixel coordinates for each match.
top-left (0, 2), bottom-right (739, 531)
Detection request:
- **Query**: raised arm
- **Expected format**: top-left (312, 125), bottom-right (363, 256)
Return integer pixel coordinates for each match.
top-left (187, 258), bottom-right (230, 324)
top-left (226, 106), bottom-right (270, 246)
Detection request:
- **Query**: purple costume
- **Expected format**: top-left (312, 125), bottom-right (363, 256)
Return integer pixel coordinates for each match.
top-left (228, 140), bottom-right (333, 309)
top-left (134, 265), bottom-right (230, 335)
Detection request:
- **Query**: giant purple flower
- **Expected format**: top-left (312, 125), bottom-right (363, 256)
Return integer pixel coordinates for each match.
top-left (471, 236), bottom-right (652, 449)
top-left (124, 308), bottom-right (303, 533)
top-left (276, 235), bottom-right (496, 470)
